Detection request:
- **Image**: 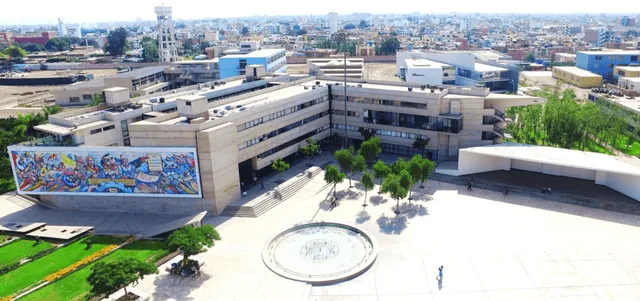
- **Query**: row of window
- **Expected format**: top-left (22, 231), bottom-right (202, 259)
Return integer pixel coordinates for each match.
top-left (381, 143), bottom-right (438, 161)
top-left (267, 51), bottom-right (285, 65)
top-left (237, 96), bottom-right (328, 132)
top-left (208, 86), bottom-right (266, 103)
top-left (332, 96), bottom-right (427, 109)
top-left (89, 124), bottom-right (116, 135)
top-left (363, 110), bottom-right (463, 134)
top-left (330, 124), bottom-right (429, 140)
top-left (257, 125), bottom-right (330, 159)
top-left (332, 110), bottom-right (361, 117)
top-left (239, 111), bottom-right (329, 150)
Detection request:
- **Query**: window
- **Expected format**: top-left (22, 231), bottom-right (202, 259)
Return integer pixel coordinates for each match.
top-left (186, 101), bottom-right (192, 106)
top-left (82, 94), bottom-right (93, 100)
top-left (121, 120), bottom-right (129, 137)
top-left (90, 128), bottom-right (103, 135)
top-left (69, 97), bottom-right (80, 103)
top-left (103, 125), bottom-right (116, 131)
top-left (123, 138), bottom-right (131, 146)
top-left (618, 70), bottom-right (626, 76)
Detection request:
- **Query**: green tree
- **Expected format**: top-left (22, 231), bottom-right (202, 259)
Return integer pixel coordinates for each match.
top-left (350, 155), bottom-right (367, 186)
top-left (3, 46), bottom-right (27, 59)
top-left (45, 37), bottom-right (71, 51)
top-left (199, 41), bottom-right (210, 54)
top-left (241, 27), bottom-right (250, 36)
top-left (382, 174), bottom-right (408, 214)
top-left (407, 155), bottom-right (423, 199)
top-left (142, 42), bottom-right (159, 62)
top-left (166, 225), bottom-right (221, 263)
top-left (85, 93), bottom-right (105, 107)
top-left (372, 160), bottom-right (391, 194)
top-left (324, 164), bottom-right (345, 198)
top-left (20, 43), bottom-right (44, 53)
top-left (381, 38), bottom-right (400, 55)
top-left (390, 157), bottom-right (407, 175)
top-left (360, 171), bottom-right (375, 207)
top-left (398, 169), bottom-right (413, 201)
top-left (358, 137), bottom-right (381, 163)
top-left (300, 138), bottom-right (319, 160)
top-left (182, 39), bottom-right (194, 53)
top-left (105, 27), bottom-right (129, 56)
top-left (271, 158), bottom-right (290, 189)
top-left (42, 105), bottom-right (62, 118)
top-left (419, 158), bottom-right (436, 188)
top-left (88, 258), bottom-right (158, 297)
top-left (334, 146), bottom-right (356, 187)
top-left (525, 52), bottom-right (536, 62)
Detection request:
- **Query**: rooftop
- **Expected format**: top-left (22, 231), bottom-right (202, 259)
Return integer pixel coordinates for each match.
top-left (553, 66), bottom-right (602, 78)
top-left (615, 66), bottom-right (640, 72)
top-left (405, 58), bottom-right (451, 68)
top-left (108, 66), bottom-right (167, 80)
top-left (578, 50), bottom-right (640, 56)
top-left (222, 48), bottom-right (284, 59)
top-left (461, 143), bottom-right (640, 176)
top-left (474, 63), bottom-right (508, 72)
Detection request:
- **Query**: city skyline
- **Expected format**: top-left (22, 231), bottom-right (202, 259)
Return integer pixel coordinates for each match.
top-left (2, 0), bottom-right (640, 25)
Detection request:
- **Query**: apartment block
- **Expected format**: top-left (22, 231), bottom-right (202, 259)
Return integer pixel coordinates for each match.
top-left (576, 50), bottom-right (640, 81)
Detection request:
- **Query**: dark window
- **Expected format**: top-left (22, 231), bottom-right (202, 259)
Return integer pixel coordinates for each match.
top-left (90, 128), bottom-right (102, 135)
top-left (82, 94), bottom-right (93, 100)
top-left (186, 101), bottom-right (192, 106)
top-left (121, 120), bottom-right (129, 137)
top-left (69, 97), bottom-right (80, 103)
top-left (103, 125), bottom-right (116, 131)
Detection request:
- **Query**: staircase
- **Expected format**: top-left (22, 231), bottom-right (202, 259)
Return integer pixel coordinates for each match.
top-left (221, 167), bottom-right (323, 218)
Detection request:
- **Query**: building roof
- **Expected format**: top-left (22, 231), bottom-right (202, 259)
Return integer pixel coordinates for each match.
top-left (553, 66), bottom-right (602, 78)
top-left (615, 66), bottom-right (640, 72)
top-left (108, 66), bottom-right (166, 79)
top-left (460, 143), bottom-right (640, 177)
top-left (578, 50), bottom-right (640, 56)
top-left (474, 63), bottom-right (508, 72)
top-left (34, 120), bottom-right (109, 135)
top-left (222, 48), bottom-right (284, 59)
top-left (405, 58), bottom-right (451, 69)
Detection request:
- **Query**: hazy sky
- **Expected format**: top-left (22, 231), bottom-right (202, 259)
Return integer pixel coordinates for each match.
top-left (2, 0), bottom-right (639, 25)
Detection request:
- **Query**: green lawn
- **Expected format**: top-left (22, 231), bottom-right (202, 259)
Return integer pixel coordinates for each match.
top-left (0, 236), bottom-right (124, 299)
top-left (612, 136), bottom-right (640, 156)
top-left (0, 239), bottom-right (55, 271)
top-left (21, 240), bottom-right (167, 301)
top-left (584, 139), bottom-right (614, 155)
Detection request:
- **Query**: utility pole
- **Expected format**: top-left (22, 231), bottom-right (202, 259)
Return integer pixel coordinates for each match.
top-left (343, 50), bottom-right (348, 149)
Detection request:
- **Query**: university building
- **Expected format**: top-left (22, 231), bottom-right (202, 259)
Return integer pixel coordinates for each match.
top-left (10, 72), bottom-right (543, 216)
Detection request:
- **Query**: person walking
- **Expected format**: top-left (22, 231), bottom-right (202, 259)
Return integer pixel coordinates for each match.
top-left (467, 180), bottom-right (472, 191)
top-left (504, 185), bottom-right (509, 195)
top-left (260, 180), bottom-right (265, 190)
top-left (438, 265), bottom-right (444, 281)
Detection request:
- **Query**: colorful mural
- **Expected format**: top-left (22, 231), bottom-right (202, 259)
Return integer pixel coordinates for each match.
top-left (8, 146), bottom-right (201, 197)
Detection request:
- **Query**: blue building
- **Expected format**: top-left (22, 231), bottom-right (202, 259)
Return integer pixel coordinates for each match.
top-left (576, 50), bottom-right (640, 82)
top-left (218, 49), bottom-right (287, 79)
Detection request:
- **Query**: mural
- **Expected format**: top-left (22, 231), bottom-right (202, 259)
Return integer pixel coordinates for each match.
top-left (8, 146), bottom-right (201, 197)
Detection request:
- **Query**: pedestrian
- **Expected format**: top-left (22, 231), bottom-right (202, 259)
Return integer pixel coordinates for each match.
top-left (504, 185), bottom-right (509, 195)
top-left (438, 265), bottom-right (444, 281)
top-left (547, 187), bottom-right (551, 194)
top-left (260, 180), bottom-right (265, 190)
top-left (541, 187), bottom-right (546, 194)
top-left (467, 180), bottom-right (472, 191)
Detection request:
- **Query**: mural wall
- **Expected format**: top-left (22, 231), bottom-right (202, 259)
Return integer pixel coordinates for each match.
top-left (8, 146), bottom-right (202, 198)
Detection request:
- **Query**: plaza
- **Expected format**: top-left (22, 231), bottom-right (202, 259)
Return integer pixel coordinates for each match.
top-left (127, 158), bottom-right (640, 301)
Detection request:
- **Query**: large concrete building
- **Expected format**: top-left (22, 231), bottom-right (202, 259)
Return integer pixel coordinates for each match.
top-left (552, 66), bottom-right (603, 88)
top-left (307, 58), bottom-right (365, 79)
top-left (12, 74), bottom-right (543, 215)
top-left (576, 50), bottom-right (640, 81)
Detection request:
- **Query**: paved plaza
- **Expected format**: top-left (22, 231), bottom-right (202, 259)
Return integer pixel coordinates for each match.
top-left (129, 163), bottom-right (640, 301)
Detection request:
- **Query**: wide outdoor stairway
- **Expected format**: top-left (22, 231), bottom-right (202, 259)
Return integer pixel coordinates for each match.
top-left (221, 166), bottom-right (323, 218)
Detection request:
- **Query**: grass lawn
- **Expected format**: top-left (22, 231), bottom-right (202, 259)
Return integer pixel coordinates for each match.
top-left (0, 236), bottom-right (124, 299)
top-left (584, 139), bottom-right (614, 155)
top-left (612, 136), bottom-right (640, 156)
top-left (21, 240), bottom-right (167, 301)
top-left (0, 239), bottom-right (55, 271)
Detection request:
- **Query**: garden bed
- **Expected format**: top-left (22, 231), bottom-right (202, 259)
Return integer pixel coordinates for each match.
top-left (0, 236), bottom-right (124, 299)
top-left (0, 238), bottom-right (55, 274)
top-left (20, 240), bottom-right (167, 301)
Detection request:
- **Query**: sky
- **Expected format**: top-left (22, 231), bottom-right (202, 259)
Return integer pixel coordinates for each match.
top-left (1, 0), bottom-right (639, 25)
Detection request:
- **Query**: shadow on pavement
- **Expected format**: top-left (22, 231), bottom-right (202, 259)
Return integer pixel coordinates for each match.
top-left (356, 210), bottom-right (371, 224)
top-left (376, 214), bottom-right (408, 235)
top-left (150, 272), bottom-right (212, 301)
top-left (369, 195), bottom-right (388, 206)
top-left (397, 202), bottom-right (428, 218)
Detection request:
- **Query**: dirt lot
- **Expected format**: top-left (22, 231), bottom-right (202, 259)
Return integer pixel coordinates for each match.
top-left (17, 69), bottom-right (118, 79)
top-left (287, 62), bottom-right (400, 82)
top-left (520, 71), bottom-right (591, 100)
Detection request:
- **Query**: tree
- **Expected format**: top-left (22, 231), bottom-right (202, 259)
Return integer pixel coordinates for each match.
top-left (241, 27), bottom-right (250, 36)
top-left (525, 52), bottom-right (536, 63)
top-left (88, 258), bottom-right (158, 297)
top-left (3, 46), bottom-right (27, 59)
top-left (390, 157), bottom-right (407, 175)
top-left (300, 138), bottom-right (319, 160)
top-left (398, 169), bottom-right (414, 201)
top-left (360, 171), bottom-right (374, 207)
top-left (372, 160), bottom-right (391, 194)
top-left (85, 93), bottom-right (105, 107)
top-left (42, 105), bottom-right (62, 118)
top-left (142, 42), bottom-right (159, 62)
top-left (324, 165), bottom-right (345, 198)
top-left (358, 136), bottom-right (381, 163)
top-left (296, 29), bottom-right (308, 36)
top-left (382, 174), bottom-right (407, 214)
top-left (407, 155), bottom-right (423, 200)
top-left (199, 42), bottom-right (210, 54)
top-left (166, 225), bottom-right (221, 263)
top-left (45, 37), bottom-right (71, 51)
top-left (271, 158), bottom-right (290, 189)
top-left (334, 146), bottom-right (355, 187)
top-left (350, 155), bottom-right (367, 186)
top-left (105, 27), bottom-right (129, 56)
top-left (343, 24), bottom-right (356, 30)
top-left (358, 127), bottom-right (376, 141)
top-left (358, 20), bottom-right (368, 29)
top-left (381, 38), bottom-right (400, 55)
top-left (419, 158), bottom-right (436, 188)
top-left (20, 43), bottom-right (44, 53)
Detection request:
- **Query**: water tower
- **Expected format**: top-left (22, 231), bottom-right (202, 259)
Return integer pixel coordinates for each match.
top-left (155, 5), bottom-right (178, 63)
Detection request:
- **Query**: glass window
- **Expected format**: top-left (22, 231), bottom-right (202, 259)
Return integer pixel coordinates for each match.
top-left (121, 120), bottom-right (129, 137)
top-left (90, 128), bottom-right (102, 135)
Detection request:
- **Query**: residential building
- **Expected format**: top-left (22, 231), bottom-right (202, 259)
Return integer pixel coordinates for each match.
top-left (218, 49), bottom-right (286, 79)
top-left (552, 66), bottom-right (603, 88)
top-left (0, 32), bottom-right (13, 45)
top-left (554, 53), bottom-right (577, 64)
top-left (614, 66), bottom-right (640, 80)
top-left (17, 74), bottom-right (543, 215)
top-left (307, 58), bottom-right (364, 79)
top-left (576, 50), bottom-right (640, 81)
top-left (328, 12), bottom-right (338, 35)
top-left (616, 77), bottom-right (640, 93)
top-left (204, 30), bottom-right (220, 42)
top-left (356, 44), bottom-right (376, 57)
top-left (12, 31), bottom-right (56, 45)
top-left (164, 59), bottom-right (220, 84)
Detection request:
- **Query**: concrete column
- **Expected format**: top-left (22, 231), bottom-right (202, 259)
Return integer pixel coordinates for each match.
top-left (595, 170), bottom-right (608, 185)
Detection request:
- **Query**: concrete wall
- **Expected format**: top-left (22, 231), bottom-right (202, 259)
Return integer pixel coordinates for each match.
top-left (39, 195), bottom-right (206, 215)
top-left (602, 172), bottom-right (640, 201)
top-left (511, 159), bottom-right (596, 181)
top-left (457, 151), bottom-right (510, 175)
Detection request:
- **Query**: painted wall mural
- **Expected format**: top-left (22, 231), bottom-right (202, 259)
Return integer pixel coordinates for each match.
top-left (8, 146), bottom-right (201, 198)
